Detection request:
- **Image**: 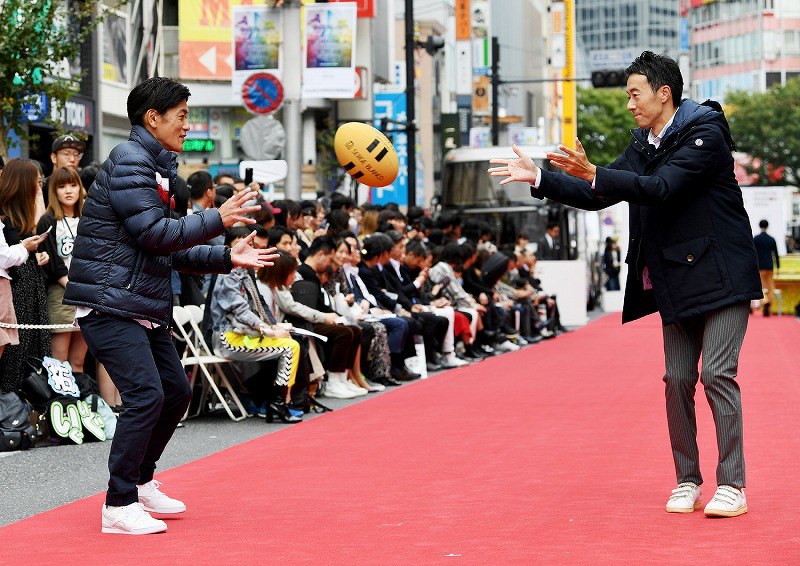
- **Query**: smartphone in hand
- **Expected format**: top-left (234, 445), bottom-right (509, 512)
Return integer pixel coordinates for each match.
top-left (244, 167), bottom-right (254, 186)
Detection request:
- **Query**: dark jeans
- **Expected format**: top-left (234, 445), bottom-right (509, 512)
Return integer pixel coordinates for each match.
top-left (80, 311), bottom-right (192, 507)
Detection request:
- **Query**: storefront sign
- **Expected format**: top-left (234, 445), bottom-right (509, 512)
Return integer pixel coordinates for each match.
top-left (24, 94), bottom-right (95, 135)
top-left (331, 0), bottom-right (374, 18)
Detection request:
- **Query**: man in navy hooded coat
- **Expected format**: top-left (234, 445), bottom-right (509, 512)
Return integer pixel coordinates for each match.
top-left (489, 51), bottom-right (760, 519)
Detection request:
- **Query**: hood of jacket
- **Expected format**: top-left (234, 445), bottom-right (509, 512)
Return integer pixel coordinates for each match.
top-left (632, 98), bottom-right (735, 152)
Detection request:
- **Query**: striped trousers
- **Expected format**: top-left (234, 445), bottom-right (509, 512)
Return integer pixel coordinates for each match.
top-left (662, 302), bottom-right (749, 488)
top-left (214, 332), bottom-right (301, 387)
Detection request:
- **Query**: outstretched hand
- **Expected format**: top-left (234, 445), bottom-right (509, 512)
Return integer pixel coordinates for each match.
top-left (230, 231), bottom-right (279, 269)
top-left (487, 145), bottom-right (540, 186)
top-left (546, 138), bottom-right (597, 182)
top-left (218, 189), bottom-right (262, 227)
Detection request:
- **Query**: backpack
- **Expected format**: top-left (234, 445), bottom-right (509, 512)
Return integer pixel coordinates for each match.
top-left (0, 391), bottom-right (36, 452)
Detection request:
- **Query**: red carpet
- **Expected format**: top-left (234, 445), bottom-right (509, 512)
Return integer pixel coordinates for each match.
top-left (3, 314), bottom-right (800, 564)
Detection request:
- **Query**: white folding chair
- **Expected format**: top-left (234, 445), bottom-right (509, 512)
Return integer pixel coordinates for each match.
top-left (173, 305), bottom-right (248, 422)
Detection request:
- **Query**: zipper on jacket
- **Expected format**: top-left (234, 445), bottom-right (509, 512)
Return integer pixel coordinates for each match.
top-left (126, 253), bottom-right (145, 290)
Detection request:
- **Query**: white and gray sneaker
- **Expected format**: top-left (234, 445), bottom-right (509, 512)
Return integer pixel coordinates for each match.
top-left (440, 353), bottom-right (469, 368)
top-left (138, 480), bottom-right (187, 514)
top-left (665, 482), bottom-right (702, 513)
top-left (101, 502), bottom-right (167, 535)
top-left (704, 485), bottom-right (747, 517)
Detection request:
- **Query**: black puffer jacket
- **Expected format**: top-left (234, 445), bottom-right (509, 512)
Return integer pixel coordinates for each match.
top-left (64, 126), bottom-right (232, 326)
top-left (532, 99), bottom-right (761, 325)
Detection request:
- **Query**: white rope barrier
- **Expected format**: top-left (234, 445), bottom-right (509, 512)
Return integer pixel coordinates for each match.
top-left (0, 321), bottom-right (76, 330)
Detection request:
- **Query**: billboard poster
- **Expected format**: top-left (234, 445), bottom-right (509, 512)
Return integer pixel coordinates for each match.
top-left (179, 0), bottom-right (258, 81)
top-left (102, 11), bottom-right (128, 85)
top-left (232, 5), bottom-right (281, 102)
top-left (373, 90), bottom-right (408, 206)
top-left (303, 2), bottom-right (357, 98)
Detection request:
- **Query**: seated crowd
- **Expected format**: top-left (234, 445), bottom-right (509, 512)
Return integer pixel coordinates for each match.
top-left (0, 159), bottom-right (566, 425)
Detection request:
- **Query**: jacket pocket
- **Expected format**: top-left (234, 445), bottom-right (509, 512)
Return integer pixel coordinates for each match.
top-left (661, 235), bottom-right (723, 301)
top-left (126, 253), bottom-right (145, 290)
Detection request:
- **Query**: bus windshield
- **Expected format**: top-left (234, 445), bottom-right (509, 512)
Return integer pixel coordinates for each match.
top-left (442, 157), bottom-right (550, 208)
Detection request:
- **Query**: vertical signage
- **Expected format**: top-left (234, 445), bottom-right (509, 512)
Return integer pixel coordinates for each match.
top-left (455, 0), bottom-right (471, 40)
top-left (561, 0), bottom-right (576, 148)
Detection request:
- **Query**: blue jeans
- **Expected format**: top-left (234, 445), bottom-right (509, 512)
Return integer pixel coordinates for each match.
top-left (378, 316), bottom-right (409, 354)
top-left (80, 311), bottom-right (192, 507)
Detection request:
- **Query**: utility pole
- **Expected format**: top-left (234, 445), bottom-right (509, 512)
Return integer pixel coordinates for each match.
top-left (404, 0), bottom-right (416, 208)
top-left (491, 36), bottom-right (500, 146)
top-left (283, 0), bottom-right (303, 200)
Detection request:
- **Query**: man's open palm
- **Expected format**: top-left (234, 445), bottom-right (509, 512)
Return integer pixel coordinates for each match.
top-left (487, 145), bottom-right (539, 185)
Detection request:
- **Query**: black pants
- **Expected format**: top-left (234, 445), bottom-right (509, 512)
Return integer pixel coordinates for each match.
top-left (312, 323), bottom-right (362, 372)
top-left (80, 311), bottom-right (192, 507)
top-left (410, 312), bottom-right (449, 360)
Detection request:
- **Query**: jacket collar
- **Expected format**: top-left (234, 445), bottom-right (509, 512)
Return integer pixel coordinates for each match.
top-left (297, 262), bottom-right (320, 284)
top-left (129, 125), bottom-right (177, 172)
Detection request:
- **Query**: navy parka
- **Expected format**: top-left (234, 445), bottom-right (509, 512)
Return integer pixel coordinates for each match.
top-left (532, 99), bottom-right (761, 325)
top-left (64, 126), bottom-right (233, 326)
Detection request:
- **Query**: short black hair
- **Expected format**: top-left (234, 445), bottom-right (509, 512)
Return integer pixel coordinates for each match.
top-left (406, 206), bottom-right (425, 223)
top-left (406, 239), bottom-right (429, 258)
top-left (625, 51), bottom-right (683, 106)
top-left (250, 225), bottom-right (269, 238)
top-left (127, 77), bottom-right (191, 127)
top-left (330, 193), bottom-right (354, 210)
top-left (225, 226), bottom-right (253, 246)
top-left (384, 229), bottom-right (404, 244)
top-left (362, 233), bottom-right (393, 259)
top-left (759, 219), bottom-right (769, 229)
top-left (546, 222), bottom-right (560, 231)
top-left (440, 242), bottom-right (464, 265)
top-left (326, 209), bottom-right (351, 233)
top-left (267, 226), bottom-right (295, 247)
top-left (307, 235), bottom-right (336, 257)
top-left (214, 173), bottom-right (234, 184)
top-left (272, 199), bottom-right (302, 226)
top-left (187, 171), bottom-right (213, 201)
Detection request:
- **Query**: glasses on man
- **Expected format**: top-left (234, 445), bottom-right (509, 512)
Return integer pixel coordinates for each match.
top-left (58, 150), bottom-right (83, 160)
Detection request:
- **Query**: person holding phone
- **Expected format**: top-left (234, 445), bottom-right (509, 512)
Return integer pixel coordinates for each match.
top-left (37, 167), bottom-right (90, 375)
top-left (0, 158), bottom-right (52, 393)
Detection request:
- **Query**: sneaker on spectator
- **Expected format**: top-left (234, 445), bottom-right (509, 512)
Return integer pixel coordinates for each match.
top-left (427, 360), bottom-right (443, 372)
top-left (343, 379), bottom-right (369, 396)
top-left (440, 353), bottom-right (468, 368)
top-left (704, 486), bottom-right (747, 517)
top-left (496, 340), bottom-right (520, 352)
top-left (365, 381), bottom-right (386, 392)
top-left (102, 502), bottom-right (167, 535)
top-left (256, 403), bottom-right (268, 418)
top-left (138, 480), bottom-right (186, 514)
top-left (323, 373), bottom-right (362, 399)
top-left (540, 328), bottom-right (555, 339)
top-left (665, 482), bottom-right (702, 513)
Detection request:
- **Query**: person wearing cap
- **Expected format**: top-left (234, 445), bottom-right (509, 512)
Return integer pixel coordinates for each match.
top-left (43, 134), bottom-right (86, 206)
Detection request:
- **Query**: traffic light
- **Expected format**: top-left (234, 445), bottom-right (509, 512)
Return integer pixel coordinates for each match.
top-left (591, 70), bottom-right (626, 88)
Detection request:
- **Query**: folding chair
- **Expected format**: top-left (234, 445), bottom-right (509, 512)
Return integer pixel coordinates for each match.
top-left (173, 306), bottom-right (249, 422)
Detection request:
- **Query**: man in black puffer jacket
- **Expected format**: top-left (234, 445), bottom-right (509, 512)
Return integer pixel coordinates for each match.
top-left (64, 77), bottom-right (276, 536)
top-left (489, 52), bottom-right (760, 519)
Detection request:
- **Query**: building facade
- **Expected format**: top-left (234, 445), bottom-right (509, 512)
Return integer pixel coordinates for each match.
top-left (688, 0), bottom-right (800, 103)
top-left (576, 0), bottom-right (681, 68)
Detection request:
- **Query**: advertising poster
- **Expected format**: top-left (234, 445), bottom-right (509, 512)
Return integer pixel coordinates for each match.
top-left (179, 0), bottom-right (258, 81)
top-left (232, 5), bottom-right (281, 103)
top-left (102, 11), bottom-right (128, 84)
top-left (303, 2), bottom-right (357, 98)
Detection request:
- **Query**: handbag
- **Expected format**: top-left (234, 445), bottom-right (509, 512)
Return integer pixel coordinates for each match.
top-left (20, 357), bottom-right (55, 406)
top-left (0, 391), bottom-right (36, 451)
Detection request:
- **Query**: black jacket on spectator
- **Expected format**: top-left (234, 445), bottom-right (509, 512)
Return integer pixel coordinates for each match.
top-left (752, 231), bottom-right (779, 271)
top-left (292, 263), bottom-right (334, 313)
top-left (532, 99), bottom-right (761, 325)
top-left (35, 212), bottom-right (69, 285)
top-left (382, 263), bottom-right (417, 311)
top-left (358, 263), bottom-right (397, 311)
top-left (64, 125), bottom-right (232, 326)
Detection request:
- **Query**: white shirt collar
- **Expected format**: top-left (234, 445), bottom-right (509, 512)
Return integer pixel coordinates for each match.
top-left (389, 257), bottom-right (402, 277)
top-left (648, 110), bottom-right (678, 149)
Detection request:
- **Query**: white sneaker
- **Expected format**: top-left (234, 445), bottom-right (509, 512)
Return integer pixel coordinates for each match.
top-left (540, 328), bottom-right (555, 338)
top-left (496, 340), bottom-right (520, 352)
top-left (440, 353), bottom-right (468, 368)
top-left (343, 379), bottom-right (369, 396)
top-left (365, 381), bottom-right (386, 392)
top-left (101, 502), bottom-right (167, 535)
top-left (322, 374), bottom-right (361, 399)
top-left (665, 482), bottom-right (702, 513)
top-left (138, 480), bottom-right (186, 514)
top-left (704, 485), bottom-right (747, 517)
